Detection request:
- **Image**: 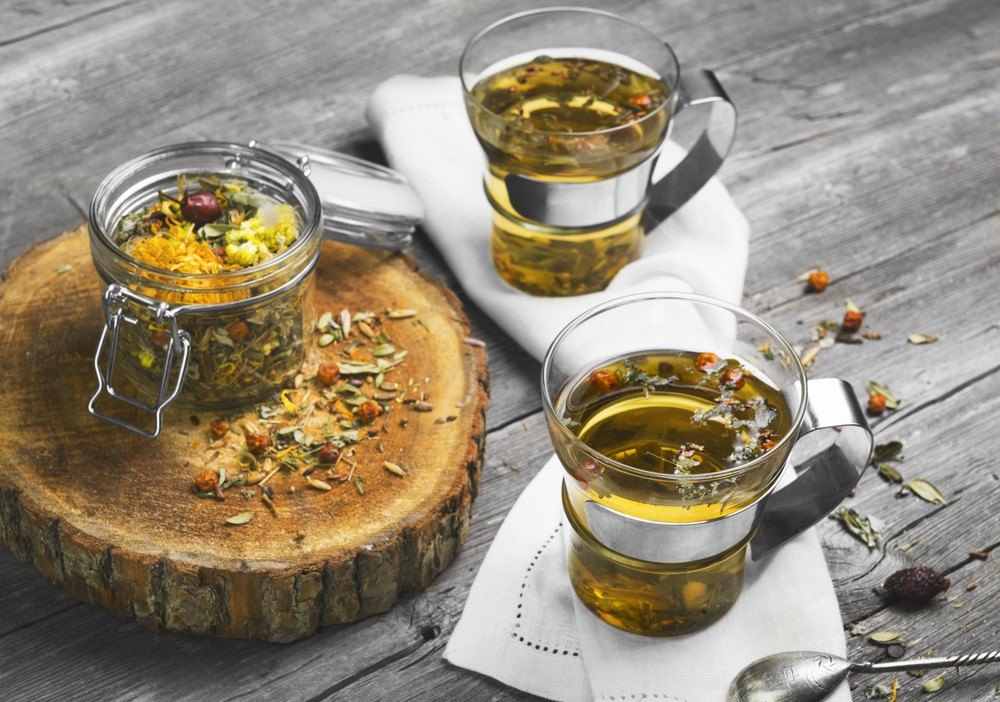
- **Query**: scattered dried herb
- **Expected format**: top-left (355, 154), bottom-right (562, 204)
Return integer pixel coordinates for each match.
top-left (867, 381), bottom-right (899, 409)
top-left (225, 511), bottom-right (254, 525)
top-left (905, 479), bottom-right (947, 505)
top-left (869, 631), bottom-right (904, 644)
top-left (880, 566), bottom-right (950, 604)
top-left (873, 440), bottom-right (905, 483)
top-left (923, 676), bottom-right (944, 693)
top-left (908, 333), bottom-right (939, 345)
top-left (831, 507), bottom-right (884, 548)
top-left (969, 550), bottom-right (988, 560)
top-left (55, 263), bottom-right (73, 274)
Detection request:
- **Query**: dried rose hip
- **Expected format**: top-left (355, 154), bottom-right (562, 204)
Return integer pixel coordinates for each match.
top-left (720, 368), bottom-right (745, 390)
top-left (808, 270), bottom-right (830, 292)
top-left (695, 352), bottom-right (719, 371)
top-left (570, 459), bottom-right (604, 483)
top-left (209, 418), bottom-right (230, 439)
top-left (356, 400), bottom-right (382, 424)
top-left (180, 191), bottom-right (222, 225)
top-left (628, 93), bottom-right (653, 109)
top-left (316, 362), bottom-right (340, 387)
top-left (868, 393), bottom-right (887, 414)
top-left (194, 469), bottom-right (218, 493)
top-left (150, 329), bottom-right (170, 346)
top-left (245, 431), bottom-right (271, 456)
top-left (317, 444), bottom-right (340, 464)
top-left (226, 320), bottom-right (250, 341)
top-left (880, 566), bottom-right (950, 605)
top-left (842, 310), bottom-right (865, 333)
top-left (588, 369), bottom-right (620, 393)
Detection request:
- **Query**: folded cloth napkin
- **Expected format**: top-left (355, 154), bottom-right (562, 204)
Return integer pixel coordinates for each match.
top-left (367, 75), bottom-right (849, 702)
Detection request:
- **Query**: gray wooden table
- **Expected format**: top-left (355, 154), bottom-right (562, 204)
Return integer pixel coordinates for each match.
top-left (1, 1), bottom-right (997, 700)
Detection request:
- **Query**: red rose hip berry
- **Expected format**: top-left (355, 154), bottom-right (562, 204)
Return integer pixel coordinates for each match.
top-left (180, 191), bottom-right (222, 225)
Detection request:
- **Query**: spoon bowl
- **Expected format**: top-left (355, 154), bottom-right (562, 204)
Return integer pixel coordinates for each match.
top-left (727, 651), bottom-right (851, 702)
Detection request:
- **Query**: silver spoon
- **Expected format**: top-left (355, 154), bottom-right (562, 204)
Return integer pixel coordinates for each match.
top-left (727, 650), bottom-right (1000, 701)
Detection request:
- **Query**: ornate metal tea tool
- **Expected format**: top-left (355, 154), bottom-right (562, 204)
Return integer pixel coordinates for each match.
top-left (727, 649), bottom-right (1000, 702)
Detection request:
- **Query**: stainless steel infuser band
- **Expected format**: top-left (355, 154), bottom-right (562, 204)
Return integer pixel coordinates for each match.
top-left (498, 68), bottom-right (737, 230)
top-left (577, 378), bottom-right (874, 564)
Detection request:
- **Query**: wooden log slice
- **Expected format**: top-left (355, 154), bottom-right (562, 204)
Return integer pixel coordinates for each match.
top-left (0, 226), bottom-right (489, 642)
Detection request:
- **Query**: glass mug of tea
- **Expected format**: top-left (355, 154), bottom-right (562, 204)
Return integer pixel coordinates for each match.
top-left (541, 292), bottom-right (874, 636)
top-left (460, 8), bottom-right (736, 297)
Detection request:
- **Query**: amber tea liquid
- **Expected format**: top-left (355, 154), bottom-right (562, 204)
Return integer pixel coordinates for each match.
top-left (556, 350), bottom-right (792, 635)
top-left (468, 55), bottom-right (671, 296)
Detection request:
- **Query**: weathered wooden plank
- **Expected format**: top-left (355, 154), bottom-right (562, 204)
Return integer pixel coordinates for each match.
top-left (0, 0), bottom-right (997, 699)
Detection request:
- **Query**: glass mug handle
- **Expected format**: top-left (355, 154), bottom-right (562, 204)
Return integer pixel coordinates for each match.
top-left (750, 378), bottom-right (875, 560)
top-left (643, 68), bottom-right (738, 231)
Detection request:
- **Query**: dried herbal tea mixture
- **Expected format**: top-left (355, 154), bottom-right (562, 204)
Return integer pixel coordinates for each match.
top-left (559, 351), bottom-right (791, 476)
top-left (109, 175), bottom-right (309, 408)
top-left (190, 307), bottom-right (434, 521)
top-left (115, 175), bottom-right (299, 273)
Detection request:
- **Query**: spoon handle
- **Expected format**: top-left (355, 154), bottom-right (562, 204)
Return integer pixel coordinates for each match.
top-left (853, 650), bottom-right (1000, 674)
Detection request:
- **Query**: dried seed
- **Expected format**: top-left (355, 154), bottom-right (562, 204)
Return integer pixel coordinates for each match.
top-left (317, 311), bottom-right (333, 331)
top-left (905, 479), bottom-right (947, 505)
top-left (225, 511), bottom-right (254, 525)
top-left (318, 333), bottom-right (335, 347)
top-left (414, 400), bottom-right (433, 412)
top-left (383, 461), bottom-right (406, 477)
top-left (387, 308), bottom-right (417, 319)
top-left (922, 676), bottom-right (944, 693)
top-left (869, 631), bottom-right (904, 644)
top-left (435, 415), bottom-right (458, 424)
top-left (340, 309), bottom-right (351, 336)
top-left (306, 477), bottom-right (332, 491)
top-left (908, 333), bottom-right (940, 345)
top-left (380, 381), bottom-right (399, 391)
top-left (969, 550), bottom-right (988, 560)
top-left (358, 321), bottom-right (376, 339)
top-left (373, 390), bottom-right (397, 401)
top-left (262, 493), bottom-right (279, 517)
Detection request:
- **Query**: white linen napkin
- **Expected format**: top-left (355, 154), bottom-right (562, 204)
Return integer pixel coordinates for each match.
top-left (366, 75), bottom-right (849, 702)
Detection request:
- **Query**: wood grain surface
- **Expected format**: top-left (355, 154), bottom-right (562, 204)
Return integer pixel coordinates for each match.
top-left (0, 0), bottom-right (997, 700)
top-left (0, 227), bottom-right (489, 643)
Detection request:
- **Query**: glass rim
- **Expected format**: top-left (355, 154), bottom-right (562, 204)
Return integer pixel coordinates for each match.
top-left (459, 6), bottom-right (680, 138)
top-left (89, 141), bottom-right (323, 286)
top-left (540, 291), bottom-right (810, 483)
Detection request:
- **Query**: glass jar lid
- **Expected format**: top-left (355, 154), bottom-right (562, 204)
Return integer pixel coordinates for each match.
top-left (251, 139), bottom-right (423, 250)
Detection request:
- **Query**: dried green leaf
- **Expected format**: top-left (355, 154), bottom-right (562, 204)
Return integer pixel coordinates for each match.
top-left (873, 441), bottom-right (904, 463)
top-left (225, 511), bottom-right (254, 525)
top-left (869, 631), bottom-right (904, 644)
top-left (831, 507), bottom-right (884, 548)
top-left (908, 333), bottom-right (940, 345)
top-left (55, 263), bottom-right (73, 274)
top-left (353, 476), bottom-right (365, 495)
top-left (923, 676), bottom-right (944, 693)
top-left (372, 343), bottom-right (396, 357)
top-left (877, 462), bottom-right (904, 483)
top-left (867, 381), bottom-right (899, 408)
top-left (318, 333), bottom-right (335, 347)
top-left (906, 479), bottom-right (947, 505)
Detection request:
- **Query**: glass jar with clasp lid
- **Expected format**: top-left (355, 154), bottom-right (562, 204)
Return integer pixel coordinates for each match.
top-left (87, 140), bottom-right (423, 438)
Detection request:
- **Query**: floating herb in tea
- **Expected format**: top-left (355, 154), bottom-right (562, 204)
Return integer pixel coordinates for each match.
top-left (558, 351), bottom-right (790, 476)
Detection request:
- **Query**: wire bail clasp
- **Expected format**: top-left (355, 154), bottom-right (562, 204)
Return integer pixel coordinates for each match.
top-left (88, 284), bottom-right (192, 438)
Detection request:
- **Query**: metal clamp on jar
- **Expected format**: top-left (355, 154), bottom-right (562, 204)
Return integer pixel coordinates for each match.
top-left (87, 141), bottom-right (423, 438)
